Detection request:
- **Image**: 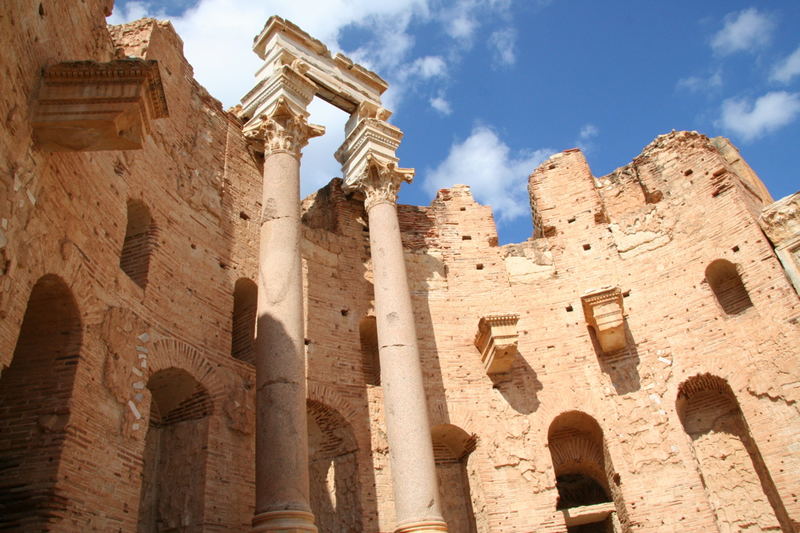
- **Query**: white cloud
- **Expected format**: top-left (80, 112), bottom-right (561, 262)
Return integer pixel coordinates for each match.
top-left (488, 28), bottom-right (516, 66)
top-left (430, 94), bottom-right (452, 115)
top-left (301, 99), bottom-right (349, 197)
top-left (440, 0), bottom-right (513, 47)
top-left (424, 126), bottom-right (552, 222)
top-left (575, 123), bottom-right (598, 152)
top-left (107, 1), bottom-right (160, 23)
top-left (107, 0), bottom-right (430, 108)
top-left (719, 91), bottom-right (800, 142)
top-left (677, 70), bottom-right (723, 92)
top-left (107, 0), bottom-right (521, 197)
top-left (711, 8), bottom-right (774, 56)
top-left (579, 124), bottom-right (598, 140)
top-left (404, 56), bottom-right (448, 80)
top-left (771, 45), bottom-right (800, 84)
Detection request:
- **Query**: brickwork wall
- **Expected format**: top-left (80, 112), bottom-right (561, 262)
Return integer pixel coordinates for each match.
top-left (0, 2), bottom-right (799, 532)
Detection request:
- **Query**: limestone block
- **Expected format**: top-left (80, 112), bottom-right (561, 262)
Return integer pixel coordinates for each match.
top-left (760, 191), bottom-right (800, 245)
top-left (581, 287), bottom-right (626, 353)
top-left (474, 314), bottom-right (520, 375)
top-left (32, 59), bottom-right (168, 151)
top-left (760, 191), bottom-right (800, 295)
top-left (560, 502), bottom-right (616, 527)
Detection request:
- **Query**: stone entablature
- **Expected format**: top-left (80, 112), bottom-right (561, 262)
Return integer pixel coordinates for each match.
top-left (581, 287), bottom-right (626, 353)
top-left (474, 314), bottom-right (520, 375)
top-left (241, 15), bottom-right (387, 120)
top-left (32, 59), bottom-right (168, 151)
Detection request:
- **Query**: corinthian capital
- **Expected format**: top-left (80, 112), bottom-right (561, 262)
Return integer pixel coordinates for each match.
top-left (245, 97), bottom-right (324, 159)
top-left (346, 155), bottom-right (414, 211)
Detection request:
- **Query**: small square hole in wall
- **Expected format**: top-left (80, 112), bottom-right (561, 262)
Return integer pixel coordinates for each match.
top-left (732, 245), bottom-right (740, 252)
top-left (567, 217), bottom-right (576, 224)
top-left (462, 235), bottom-right (472, 240)
top-left (622, 290), bottom-right (631, 298)
top-left (476, 264), bottom-right (484, 270)
top-left (565, 305), bottom-right (573, 312)
top-left (460, 207), bottom-right (466, 211)
top-left (582, 243), bottom-right (591, 251)
top-left (239, 211), bottom-right (250, 220)
top-left (340, 309), bottom-right (349, 316)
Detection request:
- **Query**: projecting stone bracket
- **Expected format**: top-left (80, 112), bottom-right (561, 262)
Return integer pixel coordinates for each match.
top-left (474, 313), bottom-right (520, 375)
top-left (581, 286), bottom-right (627, 354)
top-left (32, 59), bottom-right (168, 152)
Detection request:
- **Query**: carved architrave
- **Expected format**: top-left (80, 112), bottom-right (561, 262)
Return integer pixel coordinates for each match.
top-left (244, 96), bottom-right (324, 159)
top-left (32, 59), bottom-right (168, 151)
top-left (474, 313), bottom-right (520, 375)
top-left (344, 155), bottom-right (414, 211)
top-left (581, 287), bottom-right (626, 353)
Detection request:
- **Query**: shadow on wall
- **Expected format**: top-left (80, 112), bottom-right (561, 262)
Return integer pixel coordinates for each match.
top-left (0, 274), bottom-right (82, 531)
top-left (490, 353), bottom-right (543, 415)
top-left (590, 322), bottom-right (641, 395)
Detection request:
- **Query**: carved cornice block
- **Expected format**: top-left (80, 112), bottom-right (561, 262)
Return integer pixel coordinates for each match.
top-left (32, 59), bottom-right (168, 151)
top-left (241, 63), bottom-right (318, 139)
top-left (474, 314), bottom-right (520, 375)
top-left (336, 117), bottom-right (406, 185)
top-left (581, 287), bottom-right (626, 353)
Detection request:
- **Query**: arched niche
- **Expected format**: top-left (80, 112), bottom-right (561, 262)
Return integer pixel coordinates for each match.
top-left (121, 199), bottom-right (156, 288)
top-left (677, 374), bottom-right (791, 531)
top-left (705, 259), bottom-right (752, 315)
top-left (0, 274), bottom-right (82, 530)
top-left (307, 399), bottom-right (362, 532)
top-left (138, 368), bottom-right (212, 532)
top-left (359, 315), bottom-right (380, 386)
top-left (431, 424), bottom-right (478, 533)
top-left (231, 278), bottom-right (257, 365)
top-left (547, 411), bottom-right (628, 532)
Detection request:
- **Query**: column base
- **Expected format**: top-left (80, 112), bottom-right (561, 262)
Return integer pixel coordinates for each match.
top-left (394, 518), bottom-right (448, 533)
top-left (252, 510), bottom-right (317, 532)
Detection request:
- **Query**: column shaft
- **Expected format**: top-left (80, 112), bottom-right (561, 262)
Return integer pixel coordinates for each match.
top-left (253, 150), bottom-right (316, 532)
top-left (367, 201), bottom-right (447, 533)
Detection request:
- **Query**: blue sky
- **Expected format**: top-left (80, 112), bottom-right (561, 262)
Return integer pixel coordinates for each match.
top-left (110, 1), bottom-right (800, 244)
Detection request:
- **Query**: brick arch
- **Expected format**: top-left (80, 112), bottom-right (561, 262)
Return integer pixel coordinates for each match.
top-left (0, 273), bottom-right (83, 530)
top-left (306, 388), bottom-right (363, 533)
top-left (146, 338), bottom-right (225, 405)
top-left (546, 410), bottom-right (630, 529)
top-left (675, 373), bottom-right (792, 531)
top-left (306, 381), bottom-right (360, 428)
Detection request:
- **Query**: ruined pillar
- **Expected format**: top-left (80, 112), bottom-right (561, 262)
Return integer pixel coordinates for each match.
top-left (338, 118), bottom-right (447, 533)
top-left (245, 67), bottom-right (323, 533)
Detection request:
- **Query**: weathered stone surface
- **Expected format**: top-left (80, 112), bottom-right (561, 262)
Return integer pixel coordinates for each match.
top-left (1, 3), bottom-right (799, 533)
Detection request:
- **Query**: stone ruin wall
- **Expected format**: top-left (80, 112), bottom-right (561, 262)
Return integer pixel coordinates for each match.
top-left (1, 1), bottom-right (799, 531)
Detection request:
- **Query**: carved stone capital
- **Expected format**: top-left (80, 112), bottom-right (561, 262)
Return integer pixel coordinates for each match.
top-left (245, 97), bottom-right (324, 159)
top-left (345, 155), bottom-right (414, 211)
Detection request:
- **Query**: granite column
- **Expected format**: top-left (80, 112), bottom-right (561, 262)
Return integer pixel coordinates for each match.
top-left (348, 155), bottom-right (448, 533)
top-left (249, 94), bottom-right (323, 532)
